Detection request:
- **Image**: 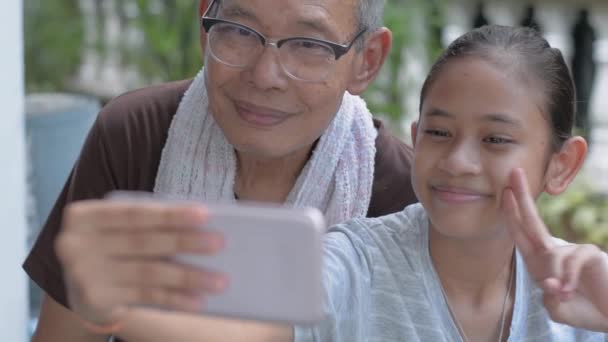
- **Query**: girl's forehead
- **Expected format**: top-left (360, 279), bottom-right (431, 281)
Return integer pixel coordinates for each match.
top-left (422, 57), bottom-right (547, 123)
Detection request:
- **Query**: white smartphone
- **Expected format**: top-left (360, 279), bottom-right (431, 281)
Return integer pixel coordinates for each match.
top-left (107, 191), bottom-right (326, 325)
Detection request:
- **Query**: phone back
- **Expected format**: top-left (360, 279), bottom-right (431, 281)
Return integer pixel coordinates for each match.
top-left (176, 203), bottom-right (326, 325)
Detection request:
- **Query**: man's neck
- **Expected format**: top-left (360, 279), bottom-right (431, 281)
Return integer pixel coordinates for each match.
top-left (234, 146), bottom-right (312, 203)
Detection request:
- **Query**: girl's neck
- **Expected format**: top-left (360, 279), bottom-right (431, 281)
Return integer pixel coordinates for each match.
top-left (428, 225), bottom-right (515, 300)
top-left (234, 146), bottom-right (312, 203)
top-left (429, 226), bottom-right (516, 342)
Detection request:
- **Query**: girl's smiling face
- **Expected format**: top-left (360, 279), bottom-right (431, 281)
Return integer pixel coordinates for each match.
top-left (412, 57), bottom-right (555, 239)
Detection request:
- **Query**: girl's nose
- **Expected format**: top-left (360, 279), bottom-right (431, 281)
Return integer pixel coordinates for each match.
top-left (437, 140), bottom-right (482, 176)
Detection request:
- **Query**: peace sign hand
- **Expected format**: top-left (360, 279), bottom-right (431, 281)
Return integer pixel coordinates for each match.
top-left (502, 168), bottom-right (608, 332)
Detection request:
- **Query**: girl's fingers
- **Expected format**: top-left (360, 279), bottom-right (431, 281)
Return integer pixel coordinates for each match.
top-left (542, 277), bottom-right (563, 295)
top-left (561, 244), bottom-right (601, 292)
top-left (579, 252), bottom-right (608, 317)
top-left (508, 168), bottom-right (553, 250)
top-left (542, 290), bottom-right (565, 320)
top-left (541, 246), bottom-right (608, 318)
top-left (502, 188), bottom-right (534, 255)
top-left (542, 276), bottom-right (574, 300)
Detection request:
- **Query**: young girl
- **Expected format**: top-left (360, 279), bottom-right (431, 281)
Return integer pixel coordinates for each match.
top-left (293, 25), bottom-right (608, 341)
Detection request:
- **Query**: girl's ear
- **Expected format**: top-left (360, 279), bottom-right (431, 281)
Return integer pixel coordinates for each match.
top-left (410, 121), bottom-right (418, 147)
top-left (544, 136), bottom-right (588, 195)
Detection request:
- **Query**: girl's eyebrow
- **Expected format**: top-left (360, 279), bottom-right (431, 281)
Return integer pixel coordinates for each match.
top-left (425, 107), bottom-right (523, 127)
top-left (425, 108), bottom-right (454, 119)
top-left (481, 113), bottom-right (523, 127)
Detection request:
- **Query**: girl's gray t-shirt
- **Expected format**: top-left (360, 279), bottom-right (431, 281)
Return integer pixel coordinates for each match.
top-left (294, 203), bottom-right (607, 342)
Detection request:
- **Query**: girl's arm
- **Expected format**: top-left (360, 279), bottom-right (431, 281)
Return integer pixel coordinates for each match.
top-left (503, 168), bottom-right (608, 332)
top-left (116, 309), bottom-right (292, 342)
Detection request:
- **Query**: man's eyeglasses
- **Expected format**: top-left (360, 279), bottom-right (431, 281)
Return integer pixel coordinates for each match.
top-left (201, 1), bottom-right (366, 82)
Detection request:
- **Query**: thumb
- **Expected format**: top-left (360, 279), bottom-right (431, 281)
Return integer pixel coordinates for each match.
top-left (542, 290), bottom-right (564, 321)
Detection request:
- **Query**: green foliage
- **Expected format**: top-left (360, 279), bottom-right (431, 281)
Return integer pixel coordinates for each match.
top-left (117, 0), bottom-right (439, 102)
top-left (117, 0), bottom-right (203, 83)
top-left (23, 0), bottom-right (440, 124)
top-left (363, 0), bottom-right (443, 126)
top-left (538, 179), bottom-right (608, 250)
top-left (24, 0), bottom-right (85, 92)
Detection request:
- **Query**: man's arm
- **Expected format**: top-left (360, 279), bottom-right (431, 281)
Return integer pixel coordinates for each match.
top-left (32, 295), bottom-right (109, 342)
top-left (32, 294), bottom-right (293, 342)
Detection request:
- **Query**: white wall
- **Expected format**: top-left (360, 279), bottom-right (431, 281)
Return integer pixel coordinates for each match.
top-left (0, 0), bottom-right (28, 341)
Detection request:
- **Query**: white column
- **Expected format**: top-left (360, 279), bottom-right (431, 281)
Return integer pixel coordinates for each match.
top-left (78, 0), bottom-right (102, 89)
top-left (484, 0), bottom-right (526, 27)
top-left (399, 2), bottom-right (431, 139)
top-left (0, 0), bottom-right (28, 341)
top-left (102, 0), bottom-right (126, 92)
top-left (586, 2), bottom-right (608, 191)
top-left (534, 0), bottom-right (576, 62)
top-left (77, 0), bottom-right (137, 99)
top-left (442, 0), bottom-right (476, 47)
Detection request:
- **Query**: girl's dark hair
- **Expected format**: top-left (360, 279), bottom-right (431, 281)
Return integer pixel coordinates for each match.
top-left (419, 25), bottom-right (575, 151)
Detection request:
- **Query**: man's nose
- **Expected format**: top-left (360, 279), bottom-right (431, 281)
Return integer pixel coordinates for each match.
top-left (244, 44), bottom-right (290, 91)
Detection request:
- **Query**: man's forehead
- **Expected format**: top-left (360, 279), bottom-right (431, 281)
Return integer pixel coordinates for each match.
top-left (219, 0), bottom-right (356, 12)
top-left (218, 0), bottom-right (358, 37)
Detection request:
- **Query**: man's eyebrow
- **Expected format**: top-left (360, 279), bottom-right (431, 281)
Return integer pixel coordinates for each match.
top-left (218, 3), bottom-right (258, 23)
top-left (294, 19), bottom-right (338, 40)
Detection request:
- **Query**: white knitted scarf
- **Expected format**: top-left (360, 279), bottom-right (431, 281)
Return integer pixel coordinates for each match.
top-left (154, 69), bottom-right (378, 226)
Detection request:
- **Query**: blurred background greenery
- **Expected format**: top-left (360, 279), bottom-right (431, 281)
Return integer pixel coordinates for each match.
top-left (25, 0), bottom-right (85, 92)
top-left (539, 180), bottom-right (608, 249)
top-left (24, 0), bottom-right (607, 249)
top-left (24, 0), bottom-right (443, 113)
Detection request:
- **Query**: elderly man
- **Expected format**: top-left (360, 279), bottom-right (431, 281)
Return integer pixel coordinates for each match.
top-left (25, 0), bottom-right (414, 341)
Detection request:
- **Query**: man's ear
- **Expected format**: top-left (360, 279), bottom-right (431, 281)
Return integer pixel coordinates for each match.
top-left (347, 28), bottom-right (392, 95)
top-left (199, 0), bottom-right (210, 49)
top-left (410, 121), bottom-right (418, 148)
top-left (544, 136), bottom-right (588, 195)
top-left (199, 0), bottom-right (209, 15)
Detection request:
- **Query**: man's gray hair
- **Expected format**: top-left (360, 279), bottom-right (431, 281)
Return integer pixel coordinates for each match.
top-left (356, 0), bottom-right (386, 31)
top-left (353, 0), bottom-right (385, 49)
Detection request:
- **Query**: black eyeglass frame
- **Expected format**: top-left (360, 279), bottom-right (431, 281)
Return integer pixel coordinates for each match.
top-left (200, 0), bottom-right (367, 61)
